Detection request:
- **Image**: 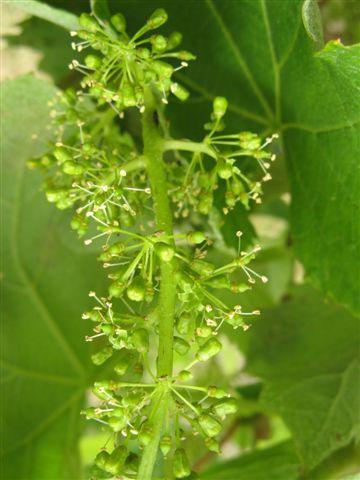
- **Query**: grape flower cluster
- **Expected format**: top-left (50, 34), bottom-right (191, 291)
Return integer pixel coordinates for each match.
top-left (29, 8), bottom-right (277, 480)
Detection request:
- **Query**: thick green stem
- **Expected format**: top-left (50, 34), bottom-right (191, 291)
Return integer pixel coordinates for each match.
top-left (137, 87), bottom-right (177, 480)
top-left (163, 139), bottom-right (217, 159)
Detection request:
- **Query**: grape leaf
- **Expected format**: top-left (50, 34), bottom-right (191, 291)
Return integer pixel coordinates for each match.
top-left (0, 75), bottom-right (105, 478)
top-left (201, 441), bottom-right (302, 480)
top-left (247, 287), bottom-right (360, 469)
top-left (108, 0), bottom-right (359, 314)
top-left (12, 0), bottom-right (78, 31)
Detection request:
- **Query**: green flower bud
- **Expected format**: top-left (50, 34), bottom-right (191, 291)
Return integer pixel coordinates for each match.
top-left (122, 83), bottom-right (136, 107)
top-left (231, 177), bottom-right (244, 195)
top-left (130, 328), bottom-right (149, 353)
top-left (95, 450), bottom-right (110, 469)
top-left (213, 96), bottom-right (228, 119)
top-left (127, 277), bottom-right (146, 302)
top-left (212, 398), bottom-right (238, 417)
top-left (178, 50), bottom-right (196, 61)
top-left (205, 437), bottom-right (221, 453)
top-left (198, 413), bottom-right (222, 437)
top-left (62, 160), bottom-right (84, 176)
top-left (174, 336), bottom-right (190, 355)
top-left (173, 448), bottom-right (191, 479)
top-left (85, 54), bottom-right (101, 69)
top-left (238, 132), bottom-right (261, 150)
top-left (225, 191), bottom-right (236, 208)
top-left (205, 276), bottom-right (230, 289)
top-left (114, 358), bottom-right (131, 376)
top-left (109, 241), bottom-right (125, 255)
top-left (81, 407), bottom-right (98, 419)
top-left (151, 34), bottom-right (168, 52)
top-left (138, 47), bottom-right (151, 59)
top-left (217, 159), bottom-right (233, 179)
top-left (196, 325), bottom-right (212, 338)
top-left (105, 445), bottom-right (128, 474)
top-left (122, 390), bottom-right (142, 408)
top-left (171, 83), bottom-right (189, 101)
top-left (109, 280), bottom-right (126, 298)
top-left (152, 60), bottom-right (174, 79)
top-left (190, 259), bottom-right (215, 277)
top-left (177, 370), bottom-right (193, 381)
top-left (167, 31), bottom-right (182, 50)
top-left (147, 8), bottom-right (168, 29)
top-left (108, 415), bottom-right (126, 433)
top-left (207, 386), bottom-right (227, 398)
top-left (197, 193), bottom-right (213, 215)
top-left (79, 13), bottom-right (99, 33)
top-left (53, 147), bottom-right (71, 163)
top-left (187, 231), bottom-right (206, 244)
top-left (155, 242), bottom-right (175, 262)
top-left (176, 313), bottom-right (192, 336)
top-left (231, 282), bottom-right (251, 293)
top-left (160, 434), bottom-right (172, 457)
top-left (111, 13), bottom-right (126, 32)
top-left (196, 337), bottom-right (222, 361)
top-left (91, 346), bottom-right (113, 366)
top-left (56, 197), bottom-right (73, 210)
top-left (139, 424), bottom-right (153, 447)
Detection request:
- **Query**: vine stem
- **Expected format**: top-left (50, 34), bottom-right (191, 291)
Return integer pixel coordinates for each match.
top-left (137, 86), bottom-right (177, 480)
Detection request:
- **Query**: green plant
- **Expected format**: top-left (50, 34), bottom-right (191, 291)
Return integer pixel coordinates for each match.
top-left (28, 9), bottom-right (277, 479)
top-left (2, 1), bottom-right (360, 480)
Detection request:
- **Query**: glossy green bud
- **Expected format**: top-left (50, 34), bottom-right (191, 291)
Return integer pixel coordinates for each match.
top-left (196, 337), bottom-right (222, 361)
top-left (62, 160), bottom-right (84, 176)
top-left (151, 34), bottom-right (168, 52)
top-left (207, 386), bottom-right (227, 398)
top-left (190, 259), bottom-right (215, 277)
top-left (167, 31), bottom-right (182, 49)
top-left (85, 54), bottom-right (101, 69)
top-left (160, 434), bottom-right (172, 457)
top-left (187, 231), bottom-right (206, 244)
top-left (139, 424), bottom-right (153, 447)
top-left (95, 450), bottom-right (110, 469)
top-left (91, 346), bottom-right (113, 365)
top-left (155, 242), bottom-right (175, 262)
top-left (111, 13), bottom-right (126, 32)
top-left (105, 445), bottom-right (128, 474)
top-left (114, 358), bottom-right (131, 376)
top-left (138, 47), bottom-right (151, 59)
top-left (109, 280), bottom-right (126, 298)
top-left (130, 328), bottom-right (149, 353)
top-left (199, 413), bottom-right (222, 437)
top-left (171, 83), bottom-right (189, 101)
top-left (178, 370), bottom-right (193, 381)
top-left (217, 159), bottom-right (233, 179)
top-left (127, 277), bottom-right (146, 302)
top-left (173, 448), bottom-right (191, 479)
top-left (108, 415), bottom-right (126, 433)
top-left (147, 8), bottom-right (168, 29)
top-left (79, 13), bottom-right (99, 32)
top-left (213, 96), bottom-right (228, 119)
top-left (53, 146), bottom-right (71, 163)
top-left (174, 336), bottom-right (190, 355)
top-left (178, 50), bottom-right (196, 61)
top-left (205, 437), bottom-right (221, 453)
top-left (212, 398), bottom-right (238, 417)
top-left (176, 313), bottom-right (192, 336)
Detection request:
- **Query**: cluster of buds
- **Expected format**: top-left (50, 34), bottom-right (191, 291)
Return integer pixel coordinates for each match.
top-left (170, 97), bottom-right (278, 217)
top-left (29, 8), bottom-right (276, 480)
top-left (70, 9), bottom-right (195, 112)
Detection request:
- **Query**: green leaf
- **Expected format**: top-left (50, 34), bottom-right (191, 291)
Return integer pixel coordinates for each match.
top-left (0, 75), bottom-right (105, 478)
top-left (247, 287), bottom-right (360, 469)
top-left (111, 0), bottom-right (360, 314)
top-left (201, 441), bottom-right (302, 480)
top-left (14, 0), bottom-right (79, 31)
